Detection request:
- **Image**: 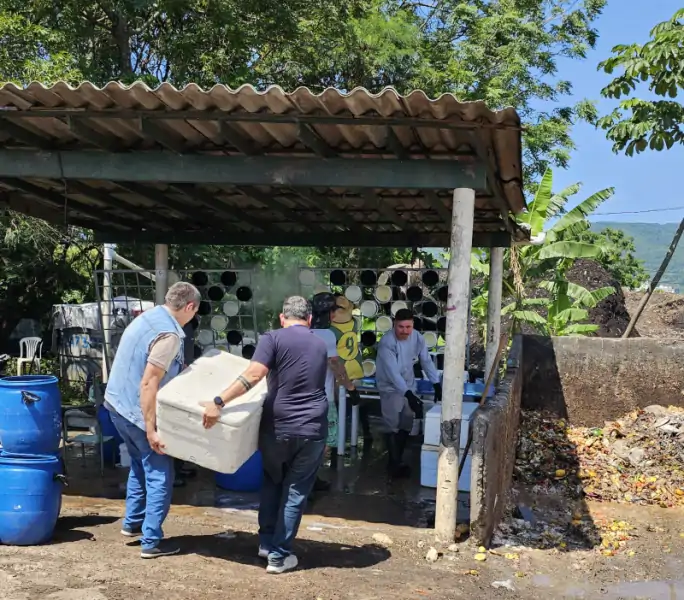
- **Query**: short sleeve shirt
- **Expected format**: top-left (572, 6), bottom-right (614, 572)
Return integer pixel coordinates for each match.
top-left (310, 329), bottom-right (338, 404)
top-left (147, 333), bottom-right (181, 372)
top-left (252, 325), bottom-right (329, 439)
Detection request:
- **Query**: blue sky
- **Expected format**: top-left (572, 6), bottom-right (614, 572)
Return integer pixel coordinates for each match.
top-left (550, 0), bottom-right (683, 224)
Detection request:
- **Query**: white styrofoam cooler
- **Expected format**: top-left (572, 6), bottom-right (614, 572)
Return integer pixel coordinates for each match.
top-left (420, 443), bottom-right (471, 491)
top-left (157, 349), bottom-right (267, 474)
top-left (423, 401), bottom-right (479, 447)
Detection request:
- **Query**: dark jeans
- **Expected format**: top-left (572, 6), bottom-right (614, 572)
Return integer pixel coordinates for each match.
top-left (258, 432), bottom-right (326, 562)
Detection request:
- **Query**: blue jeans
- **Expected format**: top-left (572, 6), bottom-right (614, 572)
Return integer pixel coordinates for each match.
top-left (109, 410), bottom-right (175, 551)
top-left (258, 433), bottom-right (326, 562)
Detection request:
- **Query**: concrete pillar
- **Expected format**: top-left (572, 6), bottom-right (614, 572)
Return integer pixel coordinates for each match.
top-left (434, 188), bottom-right (475, 542)
top-left (485, 247), bottom-right (504, 379)
top-left (154, 244), bottom-right (169, 306)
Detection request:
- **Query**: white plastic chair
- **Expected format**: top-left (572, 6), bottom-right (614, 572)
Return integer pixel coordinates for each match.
top-left (17, 337), bottom-right (43, 375)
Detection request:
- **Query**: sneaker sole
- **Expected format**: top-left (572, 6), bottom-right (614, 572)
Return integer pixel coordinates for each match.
top-left (140, 548), bottom-right (180, 559)
top-left (121, 530), bottom-right (141, 538)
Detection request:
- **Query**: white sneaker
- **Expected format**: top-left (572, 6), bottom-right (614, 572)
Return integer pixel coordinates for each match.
top-left (266, 554), bottom-right (298, 574)
top-left (258, 547), bottom-right (269, 559)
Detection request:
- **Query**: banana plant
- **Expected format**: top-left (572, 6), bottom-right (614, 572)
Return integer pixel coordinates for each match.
top-left (470, 167), bottom-right (616, 337)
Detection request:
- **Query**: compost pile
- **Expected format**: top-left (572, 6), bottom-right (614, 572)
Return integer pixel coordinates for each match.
top-left (566, 259), bottom-right (635, 337)
top-left (515, 408), bottom-right (684, 507)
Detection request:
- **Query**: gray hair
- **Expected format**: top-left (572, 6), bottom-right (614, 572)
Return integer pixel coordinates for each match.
top-left (165, 281), bottom-right (201, 310)
top-left (282, 295), bottom-right (311, 321)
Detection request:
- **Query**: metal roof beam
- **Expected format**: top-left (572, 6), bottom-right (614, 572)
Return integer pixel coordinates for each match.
top-left (386, 127), bottom-right (409, 160)
top-left (140, 119), bottom-right (186, 154)
top-left (293, 189), bottom-right (361, 232)
top-left (240, 185), bottom-right (322, 231)
top-left (0, 117), bottom-right (51, 148)
top-left (297, 124), bottom-right (337, 158)
top-left (1, 178), bottom-right (132, 229)
top-left (114, 181), bottom-right (217, 229)
top-left (361, 191), bottom-right (416, 233)
top-left (219, 122), bottom-right (260, 155)
top-left (3, 111), bottom-right (521, 133)
top-left (168, 183), bottom-right (270, 232)
top-left (0, 190), bottom-right (113, 231)
top-left (424, 190), bottom-right (452, 223)
top-left (93, 228), bottom-right (512, 248)
top-left (0, 150), bottom-right (487, 190)
top-left (68, 117), bottom-right (122, 152)
top-left (64, 180), bottom-right (172, 230)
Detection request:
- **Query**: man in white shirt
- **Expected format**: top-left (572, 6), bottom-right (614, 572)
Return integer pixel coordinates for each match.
top-left (310, 292), bottom-right (361, 491)
top-left (375, 308), bottom-right (442, 478)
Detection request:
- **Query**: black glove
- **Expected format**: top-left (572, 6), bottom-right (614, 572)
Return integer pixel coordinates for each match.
top-left (348, 388), bottom-right (362, 406)
top-left (405, 390), bottom-right (424, 419)
top-left (433, 382), bottom-right (442, 403)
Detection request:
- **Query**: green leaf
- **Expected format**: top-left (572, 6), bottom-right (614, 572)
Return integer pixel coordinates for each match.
top-left (562, 323), bottom-right (600, 336)
top-left (550, 188), bottom-right (615, 238)
top-left (537, 242), bottom-right (603, 260)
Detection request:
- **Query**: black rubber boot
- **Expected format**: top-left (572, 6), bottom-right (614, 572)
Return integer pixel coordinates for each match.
top-left (384, 433), bottom-right (411, 479)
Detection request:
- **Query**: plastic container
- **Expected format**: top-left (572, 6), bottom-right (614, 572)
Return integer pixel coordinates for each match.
top-left (420, 443), bottom-right (471, 491)
top-left (423, 401), bottom-right (479, 448)
top-left (215, 450), bottom-right (263, 492)
top-left (0, 375), bottom-right (62, 455)
top-left (0, 452), bottom-right (64, 545)
top-left (97, 405), bottom-right (122, 464)
top-left (157, 349), bottom-right (267, 474)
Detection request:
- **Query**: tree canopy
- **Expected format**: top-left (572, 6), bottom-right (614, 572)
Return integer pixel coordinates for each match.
top-left (597, 8), bottom-right (684, 155)
top-left (0, 0), bottom-right (606, 180)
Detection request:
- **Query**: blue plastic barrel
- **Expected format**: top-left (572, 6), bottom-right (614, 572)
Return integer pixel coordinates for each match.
top-left (0, 375), bottom-right (62, 455)
top-left (215, 451), bottom-right (263, 492)
top-left (0, 452), bottom-right (64, 545)
top-left (97, 405), bottom-right (123, 464)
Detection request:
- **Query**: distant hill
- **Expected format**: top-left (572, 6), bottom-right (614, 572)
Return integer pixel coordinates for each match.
top-left (591, 221), bottom-right (684, 292)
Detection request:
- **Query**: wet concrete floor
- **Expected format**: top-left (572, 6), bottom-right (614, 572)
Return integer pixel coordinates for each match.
top-left (62, 427), bottom-right (470, 530)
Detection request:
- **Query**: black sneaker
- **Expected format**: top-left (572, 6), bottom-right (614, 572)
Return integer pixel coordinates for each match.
top-left (140, 541), bottom-right (181, 559)
top-left (121, 526), bottom-right (142, 538)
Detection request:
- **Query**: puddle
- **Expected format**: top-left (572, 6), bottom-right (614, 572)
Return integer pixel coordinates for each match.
top-left (603, 580), bottom-right (684, 600)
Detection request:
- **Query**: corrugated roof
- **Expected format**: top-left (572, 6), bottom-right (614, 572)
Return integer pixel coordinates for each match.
top-left (0, 81), bottom-right (526, 247)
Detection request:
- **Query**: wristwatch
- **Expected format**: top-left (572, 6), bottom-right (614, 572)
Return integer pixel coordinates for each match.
top-left (213, 396), bottom-right (225, 408)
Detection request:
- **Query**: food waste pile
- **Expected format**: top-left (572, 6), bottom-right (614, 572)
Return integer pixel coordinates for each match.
top-left (515, 407), bottom-right (684, 507)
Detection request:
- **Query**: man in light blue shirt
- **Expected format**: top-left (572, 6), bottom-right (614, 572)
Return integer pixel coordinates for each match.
top-left (375, 308), bottom-right (442, 478)
top-left (105, 281), bottom-right (200, 559)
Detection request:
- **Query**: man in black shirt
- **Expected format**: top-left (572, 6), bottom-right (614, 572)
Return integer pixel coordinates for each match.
top-left (202, 296), bottom-right (328, 574)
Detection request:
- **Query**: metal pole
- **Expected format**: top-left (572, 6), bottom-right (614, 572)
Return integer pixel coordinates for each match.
top-left (101, 243), bottom-right (115, 383)
top-left (154, 244), bottom-right (169, 305)
top-left (337, 386), bottom-right (347, 456)
top-left (623, 217), bottom-right (684, 338)
top-left (485, 247), bottom-right (504, 381)
top-left (434, 187), bottom-right (475, 542)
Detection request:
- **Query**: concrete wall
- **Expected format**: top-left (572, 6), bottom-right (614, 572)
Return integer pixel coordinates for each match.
top-left (522, 336), bottom-right (684, 427)
top-left (469, 335), bottom-right (523, 546)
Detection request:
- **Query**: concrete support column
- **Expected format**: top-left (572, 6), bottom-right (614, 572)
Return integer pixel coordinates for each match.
top-left (485, 247), bottom-right (504, 379)
top-left (154, 244), bottom-right (169, 306)
top-left (434, 187), bottom-right (475, 542)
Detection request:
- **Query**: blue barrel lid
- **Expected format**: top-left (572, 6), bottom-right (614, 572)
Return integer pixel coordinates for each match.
top-left (0, 450), bottom-right (61, 465)
top-left (0, 375), bottom-right (59, 387)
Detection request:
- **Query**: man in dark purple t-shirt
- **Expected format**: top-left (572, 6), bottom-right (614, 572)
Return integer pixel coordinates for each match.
top-left (201, 295), bottom-right (328, 574)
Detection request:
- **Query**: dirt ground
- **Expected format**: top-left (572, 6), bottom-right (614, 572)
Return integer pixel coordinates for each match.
top-left (2, 494), bottom-right (684, 600)
top-left (624, 290), bottom-right (684, 341)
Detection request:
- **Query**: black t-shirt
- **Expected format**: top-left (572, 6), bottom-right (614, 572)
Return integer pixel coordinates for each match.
top-left (252, 325), bottom-right (328, 439)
